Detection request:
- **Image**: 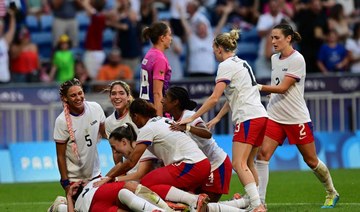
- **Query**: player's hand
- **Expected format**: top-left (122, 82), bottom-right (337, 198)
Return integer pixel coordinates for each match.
top-left (206, 117), bottom-right (220, 130)
top-left (93, 176), bottom-right (111, 187)
top-left (169, 122), bottom-right (186, 132)
top-left (178, 117), bottom-right (193, 125)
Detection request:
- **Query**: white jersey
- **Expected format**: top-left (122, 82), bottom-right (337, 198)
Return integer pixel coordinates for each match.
top-left (215, 56), bottom-right (268, 124)
top-left (54, 101), bottom-right (106, 181)
top-left (180, 110), bottom-right (227, 172)
top-left (137, 117), bottom-right (207, 165)
top-left (75, 161), bottom-right (142, 212)
top-left (0, 38), bottom-right (10, 82)
top-left (105, 111), bottom-right (138, 138)
top-left (267, 51), bottom-right (311, 124)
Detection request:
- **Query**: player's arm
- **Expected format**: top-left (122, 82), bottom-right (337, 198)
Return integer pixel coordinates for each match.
top-left (170, 121), bottom-right (212, 139)
top-left (259, 76), bottom-right (296, 94)
top-left (153, 79), bottom-right (164, 116)
top-left (55, 140), bottom-right (70, 193)
top-left (179, 82), bottom-right (226, 124)
top-left (93, 143), bottom-right (148, 187)
top-left (99, 122), bottom-right (107, 139)
top-left (66, 181), bottom-right (82, 212)
top-left (115, 160), bottom-right (154, 182)
top-left (207, 101), bottom-right (230, 130)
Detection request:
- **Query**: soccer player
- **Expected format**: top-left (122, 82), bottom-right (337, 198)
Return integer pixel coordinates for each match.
top-left (94, 98), bottom-right (211, 211)
top-left (178, 29), bottom-right (268, 212)
top-left (256, 23), bottom-right (339, 208)
top-left (162, 86), bottom-right (232, 202)
top-left (54, 78), bottom-right (106, 194)
top-left (139, 21), bottom-right (172, 116)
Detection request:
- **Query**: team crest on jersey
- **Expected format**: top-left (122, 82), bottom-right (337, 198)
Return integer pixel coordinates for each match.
top-left (142, 59), bottom-right (148, 65)
top-left (159, 70), bottom-right (164, 75)
top-left (282, 68), bottom-right (288, 72)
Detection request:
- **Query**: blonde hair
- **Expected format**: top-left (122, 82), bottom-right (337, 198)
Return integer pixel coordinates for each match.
top-left (213, 29), bottom-right (241, 52)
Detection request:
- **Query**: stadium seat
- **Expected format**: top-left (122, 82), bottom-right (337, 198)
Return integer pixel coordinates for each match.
top-left (103, 28), bottom-right (115, 49)
top-left (40, 14), bottom-right (53, 32)
top-left (31, 32), bottom-right (53, 60)
top-left (77, 12), bottom-right (90, 31)
top-left (26, 15), bottom-right (40, 32)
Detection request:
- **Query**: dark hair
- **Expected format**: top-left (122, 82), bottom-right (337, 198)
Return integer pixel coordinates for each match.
top-left (59, 78), bottom-right (82, 97)
top-left (129, 98), bottom-right (157, 118)
top-left (141, 21), bottom-right (170, 44)
top-left (72, 184), bottom-right (84, 202)
top-left (273, 24), bottom-right (302, 43)
top-left (353, 23), bottom-right (360, 39)
top-left (92, 0), bottom-right (106, 11)
top-left (167, 86), bottom-right (197, 111)
top-left (213, 29), bottom-right (240, 52)
top-left (109, 123), bottom-right (137, 143)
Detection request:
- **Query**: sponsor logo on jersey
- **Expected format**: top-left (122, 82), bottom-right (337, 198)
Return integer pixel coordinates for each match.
top-left (282, 68), bottom-right (288, 72)
top-left (90, 120), bottom-right (98, 126)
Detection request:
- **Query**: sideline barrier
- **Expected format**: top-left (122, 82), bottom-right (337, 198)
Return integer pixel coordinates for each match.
top-left (1, 131), bottom-right (359, 183)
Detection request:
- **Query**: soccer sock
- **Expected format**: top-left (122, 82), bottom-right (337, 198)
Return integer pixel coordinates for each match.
top-left (135, 184), bottom-right (173, 211)
top-left (208, 203), bottom-right (247, 212)
top-left (312, 159), bottom-right (337, 195)
top-left (218, 198), bottom-right (250, 208)
top-left (165, 186), bottom-right (197, 206)
top-left (256, 160), bottom-right (269, 203)
top-left (119, 188), bottom-right (164, 211)
top-left (56, 204), bottom-right (68, 212)
top-left (244, 182), bottom-right (261, 208)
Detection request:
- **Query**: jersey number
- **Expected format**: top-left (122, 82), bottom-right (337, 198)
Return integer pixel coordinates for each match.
top-left (82, 188), bottom-right (90, 198)
top-left (243, 62), bottom-right (257, 86)
top-left (298, 124), bottom-right (306, 140)
top-left (85, 134), bottom-right (92, 147)
top-left (140, 69), bottom-right (150, 100)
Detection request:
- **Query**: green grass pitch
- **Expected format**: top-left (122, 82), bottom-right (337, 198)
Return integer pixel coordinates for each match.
top-left (0, 169), bottom-right (359, 211)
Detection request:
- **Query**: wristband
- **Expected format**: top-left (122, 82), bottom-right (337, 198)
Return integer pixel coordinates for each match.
top-left (185, 124), bottom-right (191, 132)
top-left (60, 179), bottom-right (70, 189)
top-left (257, 84), bottom-right (263, 91)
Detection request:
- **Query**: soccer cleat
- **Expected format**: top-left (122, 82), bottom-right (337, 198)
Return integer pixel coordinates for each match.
top-left (233, 193), bottom-right (242, 200)
top-left (166, 201), bottom-right (190, 211)
top-left (47, 196), bottom-right (67, 212)
top-left (321, 193), bottom-right (339, 208)
top-left (190, 193), bottom-right (209, 212)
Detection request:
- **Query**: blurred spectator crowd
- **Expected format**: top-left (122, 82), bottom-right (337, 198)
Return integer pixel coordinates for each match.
top-left (0, 0), bottom-right (359, 85)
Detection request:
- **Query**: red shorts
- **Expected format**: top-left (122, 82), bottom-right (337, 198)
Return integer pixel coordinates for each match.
top-left (90, 181), bottom-right (125, 212)
top-left (200, 156), bottom-right (232, 194)
top-left (265, 119), bottom-right (315, 145)
top-left (140, 159), bottom-right (211, 199)
top-left (233, 117), bottom-right (268, 147)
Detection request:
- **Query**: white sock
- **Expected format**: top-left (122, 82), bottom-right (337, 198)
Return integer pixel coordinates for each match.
top-left (208, 203), bottom-right (247, 212)
top-left (135, 184), bottom-right (173, 211)
top-left (244, 182), bottom-right (261, 208)
top-left (218, 198), bottom-right (249, 209)
top-left (256, 160), bottom-right (269, 203)
top-left (165, 186), bottom-right (197, 206)
top-left (57, 204), bottom-right (68, 212)
top-left (119, 189), bottom-right (164, 212)
top-left (312, 159), bottom-right (337, 195)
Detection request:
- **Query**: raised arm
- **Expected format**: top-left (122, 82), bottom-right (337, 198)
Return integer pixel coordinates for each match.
top-left (4, 9), bottom-right (16, 45)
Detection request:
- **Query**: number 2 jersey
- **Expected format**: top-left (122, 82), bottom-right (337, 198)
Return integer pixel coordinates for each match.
top-left (215, 56), bottom-right (267, 124)
top-left (53, 101), bottom-right (106, 181)
top-left (267, 51), bottom-right (311, 124)
top-left (139, 48), bottom-right (172, 102)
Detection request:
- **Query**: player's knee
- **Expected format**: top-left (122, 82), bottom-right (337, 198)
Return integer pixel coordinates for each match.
top-left (232, 160), bottom-right (249, 173)
top-left (123, 181), bottom-right (138, 192)
top-left (304, 157), bottom-right (318, 169)
top-left (256, 149), bottom-right (271, 161)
